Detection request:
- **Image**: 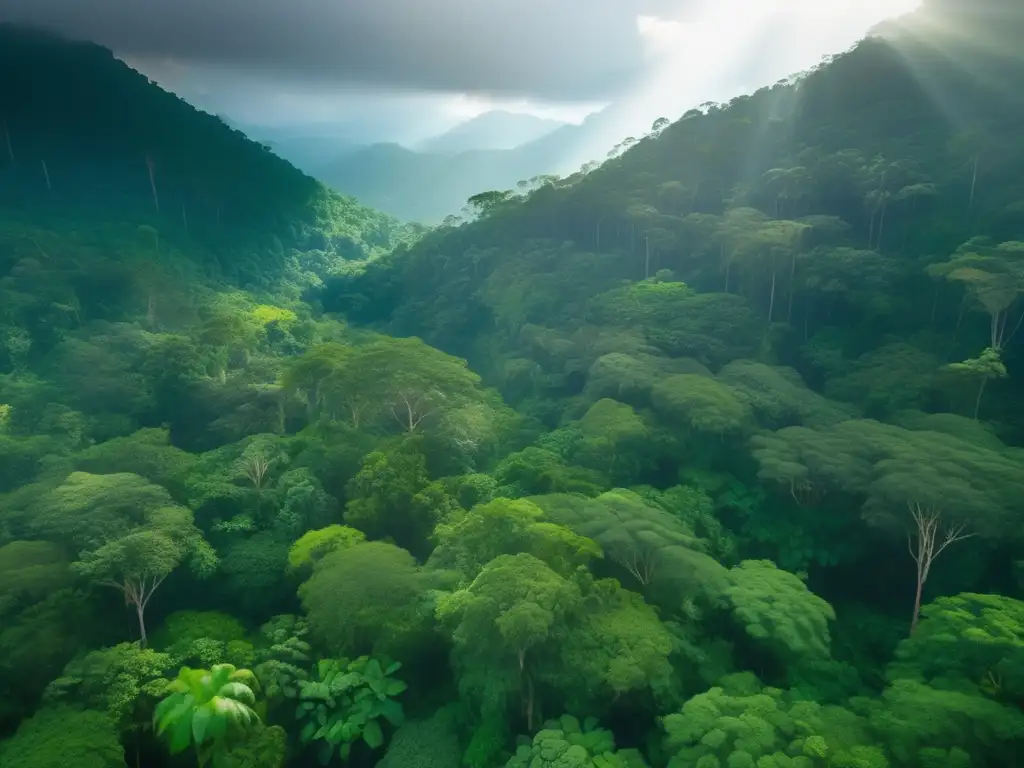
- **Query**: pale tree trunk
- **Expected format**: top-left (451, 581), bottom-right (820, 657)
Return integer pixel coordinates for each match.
top-left (146, 156), bottom-right (160, 212)
top-left (786, 255), bottom-right (797, 324)
top-left (103, 575), bottom-right (167, 647)
top-left (876, 201), bottom-right (888, 250)
top-left (973, 377), bottom-right (988, 420)
top-left (41, 160), bottom-right (51, 191)
top-left (969, 153), bottom-right (979, 209)
top-left (907, 505), bottom-right (974, 633)
top-left (767, 267), bottom-right (777, 323)
top-left (644, 235), bottom-right (651, 279)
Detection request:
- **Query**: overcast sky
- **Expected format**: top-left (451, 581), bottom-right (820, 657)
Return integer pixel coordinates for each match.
top-left (1, 0), bottom-right (923, 144)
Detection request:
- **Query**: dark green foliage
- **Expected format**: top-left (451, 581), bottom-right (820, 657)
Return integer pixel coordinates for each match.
top-left (376, 706), bottom-right (462, 768)
top-left (299, 541), bottom-right (434, 658)
top-left (0, 706), bottom-right (125, 768)
top-left (220, 724), bottom-right (289, 768)
top-left (294, 656), bottom-right (407, 764)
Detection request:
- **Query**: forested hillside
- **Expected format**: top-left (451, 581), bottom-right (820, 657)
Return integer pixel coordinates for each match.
top-left (3, 1), bottom-right (1024, 767)
top-left (0, 24), bottom-right (420, 285)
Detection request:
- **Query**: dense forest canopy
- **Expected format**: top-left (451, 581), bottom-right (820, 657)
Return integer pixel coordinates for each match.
top-left (3, 1), bottom-right (1024, 767)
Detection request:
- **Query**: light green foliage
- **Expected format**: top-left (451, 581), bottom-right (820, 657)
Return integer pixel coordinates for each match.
top-left (584, 352), bottom-right (711, 407)
top-left (927, 238), bottom-right (1024, 349)
top-left (558, 578), bottom-right (675, 709)
top-left (870, 678), bottom-right (1024, 765)
top-left (588, 279), bottom-right (760, 366)
top-left (661, 674), bottom-right (881, 768)
top-left (437, 553), bottom-right (581, 722)
top-left (29, 471), bottom-right (215, 644)
top-left (942, 346), bottom-right (1008, 418)
top-left (376, 705), bottom-right (462, 768)
top-left (153, 610), bottom-right (252, 667)
top-left (28, 470), bottom-right (178, 549)
top-left (726, 560), bottom-right (836, 661)
top-left (718, 360), bottom-right (857, 429)
top-left (154, 663), bottom-right (261, 766)
top-left (287, 336), bottom-right (484, 434)
top-left (651, 374), bottom-right (753, 435)
top-left (429, 497), bottom-right (601, 580)
top-left (532, 490), bottom-right (731, 610)
top-left (892, 410), bottom-right (1004, 449)
top-left (185, 433), bottom-right (293, 527)
top-left (751, 419), bottom-right (1024, 538)
top-left (295, 656), bottom-right (407, 764)
top-left (155, 610), bottom-right (248, 649)
top-left (635, 484), bottom-right (737, 562)
top-left (288, 524), bottom-right (366, 573)
top-left (44, 642), bottom-right (172, 730)
top-left (888, 593), bottom-right (1024, 698)
top-left (300, 541), bottom-right (432, 658)
top-left (71, 427), bottom-right (196, 501)
top-left (505, 715), bottom-right (650, 768)
top-left (0, 706), bottom-right (125, 768)
top-left (574, 399), bottom-right (654, 482)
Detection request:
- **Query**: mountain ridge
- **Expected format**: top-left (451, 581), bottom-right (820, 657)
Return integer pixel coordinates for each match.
top-left (415, 109), bottom-right (569, 154)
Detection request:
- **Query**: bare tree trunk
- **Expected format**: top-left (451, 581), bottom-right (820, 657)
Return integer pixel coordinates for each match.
top-left (768, 267), bottom-right (777, 323)
top-left (136, 601), bottom-right (148, 647)
top-left (973, 377), bottom-right (988, 420)
top-left (41, 160), bottom-right (51, 191)
top-left (907, 505), bottom-right (974, 633)
top-left (146, 156), bottom-right (160, 212)
top-left (953, 294), bottom-right (968, 341)
top-left (786, 255), bottom-right (797, 324)
top-left (644, 234), bottom-right (650, 279)
top-left (876, 202), bottom-right (888, 251)
top-left (969, 153), bottom-right (979, 209)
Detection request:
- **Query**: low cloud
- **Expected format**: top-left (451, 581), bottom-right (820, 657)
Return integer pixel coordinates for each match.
top-left (1, 0), bottom-right (690, 101)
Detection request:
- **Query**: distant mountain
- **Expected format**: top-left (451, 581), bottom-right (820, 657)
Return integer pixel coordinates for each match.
top-left (317, 111), bottom-right (637, 224)
top-left (239, 123), bottom-right (367, 176)
top-left (416, 110), bottom-right (567, 154)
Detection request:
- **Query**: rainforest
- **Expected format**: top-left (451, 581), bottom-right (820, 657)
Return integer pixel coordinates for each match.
top-left (2, 1), bottom-right (1024, 766)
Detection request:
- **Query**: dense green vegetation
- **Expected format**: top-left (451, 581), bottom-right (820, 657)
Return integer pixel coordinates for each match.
top-left (3, 1), bottom-right (1024, 766)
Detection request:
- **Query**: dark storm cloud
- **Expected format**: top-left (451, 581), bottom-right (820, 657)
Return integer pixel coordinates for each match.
top-left (0, 0), bottom-right (690, 100)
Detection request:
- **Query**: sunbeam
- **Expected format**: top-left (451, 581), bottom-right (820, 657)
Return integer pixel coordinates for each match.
top-left (560, 0), bottom-right (924, 174)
